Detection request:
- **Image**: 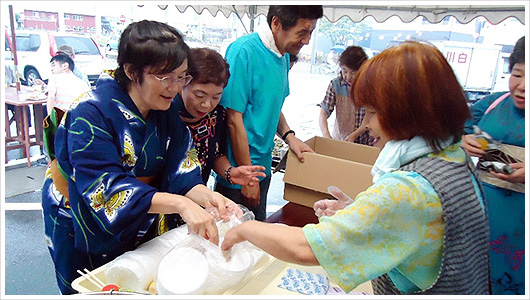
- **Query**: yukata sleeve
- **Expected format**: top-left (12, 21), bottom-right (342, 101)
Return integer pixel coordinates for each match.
top-left (220, 46), bottom-right (251, 113)
top-left (59, 101), bottom-right (158, 237)
top-left (162, 119), bottom-right (204, 195)
top-left (302, 174), bottom-right (431, 293)
top-left (463, 93), bottom-right (497, 134)
top-left (320, 80), bottom-right (336, 118)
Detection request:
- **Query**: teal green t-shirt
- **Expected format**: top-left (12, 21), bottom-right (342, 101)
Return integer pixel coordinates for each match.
top-left (218, 33), bottom-right (290, 188)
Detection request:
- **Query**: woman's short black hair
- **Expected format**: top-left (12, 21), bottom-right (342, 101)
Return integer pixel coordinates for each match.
top-left (509, 36), bottom-right (525, 72)
top-left (267, 6), bottom-right (323, 30)
top-left (114, 20), bottom-right (190, 92)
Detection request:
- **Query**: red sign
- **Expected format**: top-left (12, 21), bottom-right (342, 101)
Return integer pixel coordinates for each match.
top-left (120, 15), bottom-right (126, 23)
top-left (445, 51), bottom-right (468, 64)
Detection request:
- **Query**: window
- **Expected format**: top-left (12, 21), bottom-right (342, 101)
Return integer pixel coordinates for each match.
top-left (14, 34), bottom-right (41, 52)
top-left (502, 57), bottom-right (510, 74)
top-left (65, 14), bottom-right (70, 20)
top-left (55, 35), bottom-right (100, 55)
top-left (73, 15), bottom-right (84, 21)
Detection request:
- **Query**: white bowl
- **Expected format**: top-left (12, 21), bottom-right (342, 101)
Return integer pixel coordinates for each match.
top-left (156, 247), bottom-right (208, 295)
top-left (204, 246), bottom-right (252, 294)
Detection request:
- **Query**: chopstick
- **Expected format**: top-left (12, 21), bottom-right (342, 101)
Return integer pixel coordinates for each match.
top-left (76, 269), bottom-right (105, 290)
top-left (84, 268), bottom-right (106, 288)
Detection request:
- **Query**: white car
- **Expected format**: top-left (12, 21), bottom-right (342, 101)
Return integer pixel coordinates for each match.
top-left (5, 30), bottom-right (104, 86)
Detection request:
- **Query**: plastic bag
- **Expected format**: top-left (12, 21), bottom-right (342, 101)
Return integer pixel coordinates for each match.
top-left (473, 126), bottom-right (521, 174)
top-left (155, 205), bottom-right (265, 295)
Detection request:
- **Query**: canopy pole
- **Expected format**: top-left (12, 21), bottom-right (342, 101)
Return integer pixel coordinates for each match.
top-left (310, 18), bottom-right (320, 66)
top-left (249, 5), bottom-right (256, 33)
top-left (232, 5), bottom-right (249, 35)
top-left (8, 5), bottom-right (20, 92)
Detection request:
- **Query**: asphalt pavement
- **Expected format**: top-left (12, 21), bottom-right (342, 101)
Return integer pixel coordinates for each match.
top-left (3, 161), bottom-right (59, 295)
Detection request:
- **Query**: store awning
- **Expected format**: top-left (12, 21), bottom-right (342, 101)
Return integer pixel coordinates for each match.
top-left (172, 4), bottom-right (525, 25)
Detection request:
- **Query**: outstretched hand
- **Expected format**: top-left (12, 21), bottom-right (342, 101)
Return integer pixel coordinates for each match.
top-left (230, 165), bottom-right (266, 187)
top-left (313, 186), bottom-right (354, 218)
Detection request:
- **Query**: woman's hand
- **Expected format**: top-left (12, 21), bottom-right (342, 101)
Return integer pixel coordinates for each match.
top-left (345, 115), bottom-right (369, 142)
top-left (230, 165), bottom-right (266, 187)
top-left (241, 184), bottom-right (260, 208)
top-left (313, 186), bottom-right (354, 218)
top-left (203, 190), bottom-right (243, 220)
top-left (461, 134), bottom-right (486, 158)
top-left (221, 222), bottom-right (248, 251)
top-left (177, 198), bottom-right (220, 245)
top-left (491, 162), bottom-right (525, 184)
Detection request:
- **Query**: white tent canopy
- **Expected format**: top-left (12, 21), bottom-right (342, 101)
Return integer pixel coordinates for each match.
top-left (172, 4), bottom-right (525, 25)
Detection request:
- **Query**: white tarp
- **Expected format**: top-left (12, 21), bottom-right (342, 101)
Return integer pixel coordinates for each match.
top-left (172, 4), bottom-right (525, 25)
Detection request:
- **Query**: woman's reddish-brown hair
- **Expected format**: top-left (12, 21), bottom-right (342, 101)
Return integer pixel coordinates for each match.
top-left (352, 41), bottom-right (470, 151)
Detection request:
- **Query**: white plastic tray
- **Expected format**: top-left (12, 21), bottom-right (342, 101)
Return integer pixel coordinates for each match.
top-left (72, 253), bottom-right (372, 295)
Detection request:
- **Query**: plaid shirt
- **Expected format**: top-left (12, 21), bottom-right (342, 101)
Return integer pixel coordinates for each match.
top-left (320, 76), bottom-right (374, 146)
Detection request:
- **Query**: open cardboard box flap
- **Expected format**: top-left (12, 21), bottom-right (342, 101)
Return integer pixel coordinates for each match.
top-left (282, 136), bottom-right (380, 208)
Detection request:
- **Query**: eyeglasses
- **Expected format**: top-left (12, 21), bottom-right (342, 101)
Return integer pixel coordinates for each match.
top-left (149, 73), bottom-right (193, 88)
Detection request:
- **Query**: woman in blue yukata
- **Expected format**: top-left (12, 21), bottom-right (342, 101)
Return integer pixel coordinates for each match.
top-left (221, 41), bottom-right (491, 295)
top-left (41, 20), bottom-right (239, 294)
top-left (461, 36), bottom-right (525, 295)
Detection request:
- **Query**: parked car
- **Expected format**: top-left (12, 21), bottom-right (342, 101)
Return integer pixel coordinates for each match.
top-left (105, 35), bottom-right (119, 53)
top-left (5, 30), bottom-right (104, 86)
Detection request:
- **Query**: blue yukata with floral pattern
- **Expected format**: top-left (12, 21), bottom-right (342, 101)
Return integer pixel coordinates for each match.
top-left (42, 76), bottom-right (203, 294)
top-left (464, 91), bottom-right (525, 295)
top-left (303, 143), bottom-right (483, 294)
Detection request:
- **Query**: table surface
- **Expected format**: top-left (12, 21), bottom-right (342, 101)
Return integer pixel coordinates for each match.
top-left (264, 202), bottom-right (318, 227)
top-left (4, 86), bottom-right (47, 106)
top-left (72, 202), bottom-right (373, 295)
top-left (4, 85), bottom-right (47, 167)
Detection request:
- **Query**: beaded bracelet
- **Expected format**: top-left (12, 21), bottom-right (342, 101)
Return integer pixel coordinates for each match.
top-left (225, 166), bottom-right (234, 185)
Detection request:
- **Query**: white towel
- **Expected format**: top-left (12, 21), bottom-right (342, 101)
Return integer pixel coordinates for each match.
top-left (256, 23), bottom-right (283, 57)
top-left (371, 136), bottom-right (453, 182)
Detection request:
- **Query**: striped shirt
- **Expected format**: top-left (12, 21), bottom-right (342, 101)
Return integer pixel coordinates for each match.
top-left (48, 72), bottom-right (90, 111)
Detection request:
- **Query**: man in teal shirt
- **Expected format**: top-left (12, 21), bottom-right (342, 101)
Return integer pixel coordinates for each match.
top-left (215, 6), bottom-right (323, 220)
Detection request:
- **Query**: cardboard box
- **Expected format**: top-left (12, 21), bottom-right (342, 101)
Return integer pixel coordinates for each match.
top-left (282, 136), bottom-right (380, 208)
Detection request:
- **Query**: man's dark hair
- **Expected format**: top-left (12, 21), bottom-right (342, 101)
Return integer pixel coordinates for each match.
top-left (509, 36), bottom-right (524, 72)
top-left (50, 54), bottom-right (75, 71)
top-left (267, 6), bottom-right (323, 30)
top-left (114, 20), bottom-right (189, 92)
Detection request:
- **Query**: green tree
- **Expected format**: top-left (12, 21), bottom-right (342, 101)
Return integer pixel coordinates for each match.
top-left (319, 16), bottom-right (366, 46)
